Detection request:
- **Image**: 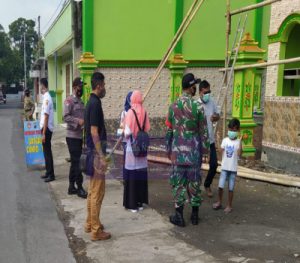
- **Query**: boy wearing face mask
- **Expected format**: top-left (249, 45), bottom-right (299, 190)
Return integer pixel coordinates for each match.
top-left (198, 80), bottom-right (220, 197)
top-left (63, 77), bottom-right (87, 198)
top-left (213, 118), bottom-right (242, 213)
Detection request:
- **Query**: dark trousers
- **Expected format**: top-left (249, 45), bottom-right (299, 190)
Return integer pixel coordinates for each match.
top-left (42, 128), bottom-right (55, 178)
top-left (204, 143), bottom-right (218, 188)
top-left (66, 137), bottom-right (83, 187)
top-left (123, 168), bottom-right (148, 210)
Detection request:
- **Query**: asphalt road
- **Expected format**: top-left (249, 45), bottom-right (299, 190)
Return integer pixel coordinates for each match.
top-left (0, 96), bottom-right (75, 263)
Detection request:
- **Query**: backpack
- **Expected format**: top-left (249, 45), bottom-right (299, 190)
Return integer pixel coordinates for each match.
top-left (130, 109), bottom-right (150, 157)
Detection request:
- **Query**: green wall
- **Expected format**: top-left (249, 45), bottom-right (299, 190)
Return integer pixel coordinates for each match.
top-left (47, 57), bottom-right (56, 93)
top-left (47, 56), bottom-right (62, 124)
top-left (182, 0), bottom-right (264, 61)
top-left (91, 0), bottom-right (270, 62)
top-left (60, 54), bottom-right (73, 102)
top-left (93, 0), bottom-right (176, 61)
top-left (44, 2), bottom-right (73, 57)
top-left (259, 1), bottom-right (271, 59)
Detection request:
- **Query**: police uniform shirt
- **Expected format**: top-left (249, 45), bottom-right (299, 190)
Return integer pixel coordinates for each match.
top-left (40, 91), bottom-right (54, 132)
top-left (63, 95), bottom-right (85, 139)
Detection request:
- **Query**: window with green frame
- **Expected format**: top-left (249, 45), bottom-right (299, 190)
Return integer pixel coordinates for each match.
top-left (282, 24), bottom-right (300, 96)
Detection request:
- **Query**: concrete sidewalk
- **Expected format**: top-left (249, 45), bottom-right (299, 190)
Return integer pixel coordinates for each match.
top-left (49, 126), bottom-right (217, 263)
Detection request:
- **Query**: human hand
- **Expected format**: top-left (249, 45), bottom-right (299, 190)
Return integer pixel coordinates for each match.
top-left (117, 128), bottom-right (124, 137)
top-left (78, 119), bottom-right (84, 126)
top-left (167, 152), bottom-right (176, 164)
top-left (210, 114), bottom-right (219, 122)
top-left (99, 155), bottom-right (108, 173)
top-left (42, 134), bottom-right (46, 144)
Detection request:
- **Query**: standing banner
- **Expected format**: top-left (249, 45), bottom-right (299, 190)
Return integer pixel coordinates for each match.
top-left (24, 121), bottom-right (45, 166)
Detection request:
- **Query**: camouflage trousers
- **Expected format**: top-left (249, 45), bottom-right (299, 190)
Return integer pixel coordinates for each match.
top-left (170, 165), bottom-right (202, 208)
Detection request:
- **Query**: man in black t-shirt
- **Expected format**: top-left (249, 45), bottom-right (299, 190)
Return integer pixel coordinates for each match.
top-left (84, 72), bottom-right (111, 241)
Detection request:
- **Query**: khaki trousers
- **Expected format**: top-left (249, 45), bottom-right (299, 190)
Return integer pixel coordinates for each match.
top-left (85, 176), bottom-right (105, 236)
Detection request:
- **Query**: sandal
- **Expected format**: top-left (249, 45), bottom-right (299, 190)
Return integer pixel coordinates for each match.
top-left (224, 207), bottom-right (233, 214)
top-left (212, 202), bottom-right (222, 210)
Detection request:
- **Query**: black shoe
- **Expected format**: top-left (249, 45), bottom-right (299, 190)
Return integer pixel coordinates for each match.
top-left (68, 184), bottom-right (78, 195)
top-left (41, 174), bottom-right (48, 179)
top-left (77, 187), bottom-right (88, 199)
top-left (191, 206), bottom-right (199, 225)
top-left (169, 206), bottom-right (185, 227)
top-left (44, 177), bottom-right (55, 183)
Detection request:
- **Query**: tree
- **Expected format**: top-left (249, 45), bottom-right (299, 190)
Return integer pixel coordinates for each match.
top-left (9, 18), bottom-right (38, 87)
top-left (0, 24), bottom-right (12, 82)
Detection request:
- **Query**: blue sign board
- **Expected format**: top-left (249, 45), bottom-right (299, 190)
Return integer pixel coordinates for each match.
top-left (24, 121), bottom-right (45, 166)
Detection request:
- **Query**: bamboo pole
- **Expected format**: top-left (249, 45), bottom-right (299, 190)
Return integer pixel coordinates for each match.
top-left (107, 0), bottom-right (206, 160)
top-left (222, 0), bottom-right (231, 139)
top-left (220, 56), bottom-right (300, 71)
top-left (142, 0), bottom-right (200, 102)
top-left (230, 0), bottom-right (281, 16)
top-left (143, 0), bottom-right (205, 101)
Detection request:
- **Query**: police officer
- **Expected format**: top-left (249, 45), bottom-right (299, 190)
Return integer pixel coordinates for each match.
top-left (40, 78), bottom-right (55, 182)
top-left (63, 77), bottom-right (87, 199)
top-left (24, 89), bottom-right (35, 121)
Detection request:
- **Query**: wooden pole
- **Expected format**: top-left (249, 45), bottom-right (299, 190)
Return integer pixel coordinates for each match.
top-left (230, 0), bottom-right (281, 16)
top-left (221, 56), bottom-right (300, 71)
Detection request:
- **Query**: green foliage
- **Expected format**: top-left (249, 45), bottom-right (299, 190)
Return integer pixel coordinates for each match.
top-left (0, 18), bottom-right (39, 87)
top-left (0, 24), bottom-right (13, 82)
top-left (9, 18), bottom-right (38, 50)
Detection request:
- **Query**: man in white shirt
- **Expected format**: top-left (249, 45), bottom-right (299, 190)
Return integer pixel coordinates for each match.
top-left (40, 78), bottom-right (55, 182)
top-left (198, 80), bottom-right (220, 197)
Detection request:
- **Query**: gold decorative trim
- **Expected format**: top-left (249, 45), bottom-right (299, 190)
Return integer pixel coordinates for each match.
top-left (170, 54), bottom-right (189, 65)
top-left (77, 52), bottom-right (98, 65)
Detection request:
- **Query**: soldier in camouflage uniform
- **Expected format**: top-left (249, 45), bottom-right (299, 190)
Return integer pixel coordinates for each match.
top-left (165, 73), bottom-right (210, 227)
top-left (24, 89), bottom-right (35, 121)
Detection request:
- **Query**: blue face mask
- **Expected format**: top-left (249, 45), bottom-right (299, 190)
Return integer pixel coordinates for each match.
top-left (202, 93), bottom-right (210, 103)
top-left (228, 131), bottom-right (238, 140)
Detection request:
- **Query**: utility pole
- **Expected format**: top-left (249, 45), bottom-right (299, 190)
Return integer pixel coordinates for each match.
top-left (38, 16), bottom-right (41, 57)
top-left (24, 33), bottom-right (27, 90)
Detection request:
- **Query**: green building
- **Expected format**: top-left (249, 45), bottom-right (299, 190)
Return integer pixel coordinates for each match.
top-left (44, 0), bottom-right (300, 174)
top-left (44, 0), bottom-right (82, 124)
top-left (45, 0), bottom-right (270, 127)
